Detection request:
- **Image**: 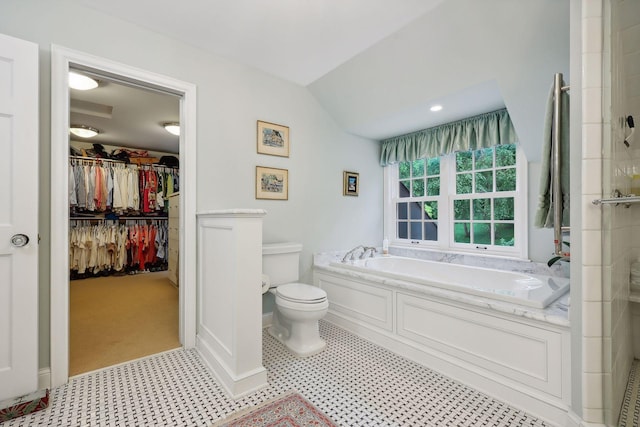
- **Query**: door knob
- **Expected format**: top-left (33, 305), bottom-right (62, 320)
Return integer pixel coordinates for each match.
top-left (10, 234), bottom-right (29, 247)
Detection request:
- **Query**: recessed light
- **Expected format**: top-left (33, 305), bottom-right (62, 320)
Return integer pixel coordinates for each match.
top-left (163, 122), bottom-right (180, 136)
top-left (430, 105), bottom-right (443, 112)
top-left (69, 72), bottom-right (99, 90)
top-left (70, 124), bottom-right (100, 138)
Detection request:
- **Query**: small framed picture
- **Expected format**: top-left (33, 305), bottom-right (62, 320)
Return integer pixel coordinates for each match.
top-left (256, 166), bottom-right (288, 200)
top-left (257, 120), bottom-right (289, 157)
top-left (343, 171), bottom-right (359, 196)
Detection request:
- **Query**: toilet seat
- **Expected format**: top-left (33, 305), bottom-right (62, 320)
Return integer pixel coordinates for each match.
top-left (276, 283), bottom-right (327, 304)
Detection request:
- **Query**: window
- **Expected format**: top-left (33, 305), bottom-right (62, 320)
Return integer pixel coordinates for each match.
top-left (386, 143), bottom-right (526, 258)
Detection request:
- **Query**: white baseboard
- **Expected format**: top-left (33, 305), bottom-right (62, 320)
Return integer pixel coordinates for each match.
top-left (195, 335), bottom-right (267, 399)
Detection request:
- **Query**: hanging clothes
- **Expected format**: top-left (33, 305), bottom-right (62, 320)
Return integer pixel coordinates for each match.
top-left (69, 219), bottom-right (169, 279)
top-left (69, 157), bottom-right (178, 217)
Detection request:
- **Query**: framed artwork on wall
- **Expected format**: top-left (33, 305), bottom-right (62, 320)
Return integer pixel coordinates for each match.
top-left (343, 171), bottom-right (359, 196)
top-left (257, 120), bottom-right (289, 157)
top-left (256, 166), bottom-right (289, 200)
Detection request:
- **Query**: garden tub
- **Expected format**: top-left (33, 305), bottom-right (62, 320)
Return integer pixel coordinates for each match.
top-left (330, 256), bottom-right (569, 309)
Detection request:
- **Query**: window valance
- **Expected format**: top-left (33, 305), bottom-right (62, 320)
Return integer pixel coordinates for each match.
top-left (379, 108), bottom-right (518, 166)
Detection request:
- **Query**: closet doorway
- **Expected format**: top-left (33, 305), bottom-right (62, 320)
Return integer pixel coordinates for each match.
top-left (50, 46), bottom-right (197, 388)
top-left (68, 74), bottom-right (181, 376)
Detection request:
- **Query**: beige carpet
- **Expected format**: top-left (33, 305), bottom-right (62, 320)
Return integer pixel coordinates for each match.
top-left (70, 271), bottom-right (180, 376)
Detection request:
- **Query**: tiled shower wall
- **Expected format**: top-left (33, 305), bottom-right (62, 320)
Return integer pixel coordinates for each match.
top-left (601, 0), bottom-right (640, 425)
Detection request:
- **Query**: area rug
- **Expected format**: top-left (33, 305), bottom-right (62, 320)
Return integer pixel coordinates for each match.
top-left (211, 391), bottom-right (337, 427)
top-left (0, 389), bottom-right (49, 423)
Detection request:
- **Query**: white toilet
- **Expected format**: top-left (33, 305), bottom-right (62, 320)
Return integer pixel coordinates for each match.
top-left (262, 242), bottom-right (328, 357)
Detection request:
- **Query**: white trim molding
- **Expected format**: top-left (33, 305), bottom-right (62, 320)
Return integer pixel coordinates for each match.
top-left (50, 45), bottom-right (197, 388)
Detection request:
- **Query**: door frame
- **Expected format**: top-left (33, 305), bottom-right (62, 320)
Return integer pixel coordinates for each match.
top-left (50, 45), bottom-right (197, 388)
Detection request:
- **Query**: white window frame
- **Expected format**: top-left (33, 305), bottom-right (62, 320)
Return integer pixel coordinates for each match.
top-left (383, 144), bottom-right (528, 259)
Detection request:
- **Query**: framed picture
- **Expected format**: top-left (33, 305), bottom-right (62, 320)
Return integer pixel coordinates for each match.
top-left (256, 166), bottom-right (288, 200)
top-left (343, 171), bottom-right (359, 196)
top-left (257, 120), bottom-right (289, 157)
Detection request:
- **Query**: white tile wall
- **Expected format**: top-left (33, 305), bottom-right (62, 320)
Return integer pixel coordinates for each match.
top-left (597, 0), bottom-right (640, 424)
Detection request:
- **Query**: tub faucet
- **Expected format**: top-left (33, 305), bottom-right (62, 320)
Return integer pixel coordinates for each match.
top-left (341, 245), bottom-right (364, 263)
top-left (360, 247), bottom-right (377, 259)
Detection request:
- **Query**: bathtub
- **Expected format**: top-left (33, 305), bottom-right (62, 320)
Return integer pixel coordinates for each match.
top-left (316, 254), bottom-right (572, 424)
top-left (329, 256), bottom-right (569, 309)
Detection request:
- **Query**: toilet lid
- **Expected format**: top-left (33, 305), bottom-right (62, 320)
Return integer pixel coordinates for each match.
top-left (276, 283), bottom-right (327, 303)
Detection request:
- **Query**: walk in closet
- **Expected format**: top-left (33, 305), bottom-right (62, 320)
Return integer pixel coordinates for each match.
top-left (68, 72), bottom-right (182, 376)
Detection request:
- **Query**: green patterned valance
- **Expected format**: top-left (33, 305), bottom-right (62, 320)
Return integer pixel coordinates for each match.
top-left (380, 109), bottom-right (517, 166)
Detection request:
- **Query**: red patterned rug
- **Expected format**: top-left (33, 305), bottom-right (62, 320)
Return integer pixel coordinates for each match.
top-left (211, 391), bottom-right (337, 427)
top-left (0, 389), bottom-right (49, 423)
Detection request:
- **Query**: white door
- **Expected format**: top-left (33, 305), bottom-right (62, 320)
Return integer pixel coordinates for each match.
top-left (0, 33), bottom-right (39, 401)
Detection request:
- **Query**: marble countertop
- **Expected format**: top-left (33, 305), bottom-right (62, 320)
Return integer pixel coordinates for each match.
top-left (313, 251), bottom-right (570, 329)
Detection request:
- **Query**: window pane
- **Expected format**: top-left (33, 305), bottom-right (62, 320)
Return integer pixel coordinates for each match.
top-left (495, 223), bottom-right (515, 246)
top-left (454, 199), bottom-right (470, 220)
top-left (496, 144), bottom-right (516, 167)
top-left (399, 180), bottom-right (410, 198)
top-left (399, 162), bottom-right (410, 179)
top-left (474, 147), bottom-right (494, 170)
top-left (473, 198), bottom-right (491, 220)
top-left (424, 201), bottom-right (438, 220)
top-left (456, 173), bottom-right (472, 194)
top-left (409, 201), bottom-right (423, 220)
top-left (398, 222), bottom-right (408, 239)
top-left (412, 159), bottom-right (425, 177)
top-left (410, 222), bottom-right (422, 240)
top-left (494, 197), bottom-right (514, 220)
top-left (496, 168), bottom-right (516, 191)
top-left (412, 179), bottom-right (424, 197)
top-left (427, 158), bottom-right (440, 176)
top-left (427, 177), bottom-right (440, 196)
top-left (397, 202), bottom-right (408, 220)
top-left (473, 223), bottom-right (491, 245)
top-left (456, 151), bottom-right (472, 172)
top-left (454, 222), bottom-right (471, 243)
top-left (474, 171), bottom-right (493, 193)
top-left (424, 222), bottom-right (438, 241)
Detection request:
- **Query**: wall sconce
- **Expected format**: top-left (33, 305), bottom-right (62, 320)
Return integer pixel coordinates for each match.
top-left (163, 122), bottom-right (180, 136)
top-left (70, 124), bottom-right (100, 138)
top-left (69, 72), bottom-right (99, 90)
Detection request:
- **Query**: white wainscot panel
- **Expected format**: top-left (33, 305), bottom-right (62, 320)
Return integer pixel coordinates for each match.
top-left (396, 293), bottom-right (563, 398)
top-left (317, 274), bottom-right (393, 331)
top-left (198, 225), bottom-right (235, 360)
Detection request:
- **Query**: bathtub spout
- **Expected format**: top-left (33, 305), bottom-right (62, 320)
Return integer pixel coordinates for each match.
top-left (341, 246), bottom-right (364, 263)
top-left (360, 247), bottom-right (377, 259)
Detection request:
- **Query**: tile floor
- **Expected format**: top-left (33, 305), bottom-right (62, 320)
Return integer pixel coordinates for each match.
top-left (5, 321), bottom-right (549, 426)
top-left (619, 359), bottom-right (639, 427)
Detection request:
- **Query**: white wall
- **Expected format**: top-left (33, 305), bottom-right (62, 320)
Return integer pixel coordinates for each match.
top-left (0, 0), bottom-right (383, 371)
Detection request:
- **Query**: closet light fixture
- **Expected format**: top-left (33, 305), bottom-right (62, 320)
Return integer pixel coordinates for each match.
top-left (163, 122), bottom-right (180, 136)
top-left (430, 105), bottom-right (443, 112)
top-left (69, 72), bottom-right (99, 90)
top-left (70, 124), bottom-right (100, 138)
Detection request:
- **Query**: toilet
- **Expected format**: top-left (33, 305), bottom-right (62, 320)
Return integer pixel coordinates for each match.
top-left (262, 242), bottom-right (328, 357)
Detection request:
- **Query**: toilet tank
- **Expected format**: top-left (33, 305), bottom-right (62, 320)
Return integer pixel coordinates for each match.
top-left (262, 242), bottom-right (303, 286)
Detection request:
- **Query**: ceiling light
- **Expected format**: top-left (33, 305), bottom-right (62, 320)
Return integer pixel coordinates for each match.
top-left (163, 122), bottom-right (180, 136)
top-left (430, 105), bottom-right (443, 112)
top-left (70, 125), bottom-right (100, 138)
top-left (69, 72), bottom-right (99, 90)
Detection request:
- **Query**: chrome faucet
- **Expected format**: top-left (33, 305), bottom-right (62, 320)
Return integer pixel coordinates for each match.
top-left (341, 245), bottom-right (364, 263)
top-left (359, 247), bottom-right (377, 259)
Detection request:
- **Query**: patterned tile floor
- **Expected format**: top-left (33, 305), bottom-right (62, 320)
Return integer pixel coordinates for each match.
top-left (5, 321), bottom-right (549, 426)
top-left (619, 359), bottom-right (639, 427)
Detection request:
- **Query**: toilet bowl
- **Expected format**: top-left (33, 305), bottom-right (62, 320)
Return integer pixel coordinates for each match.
top-left (269, 283), bottom-right (329, 357)
top-left (262, 242), bottom-right (328, 357)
